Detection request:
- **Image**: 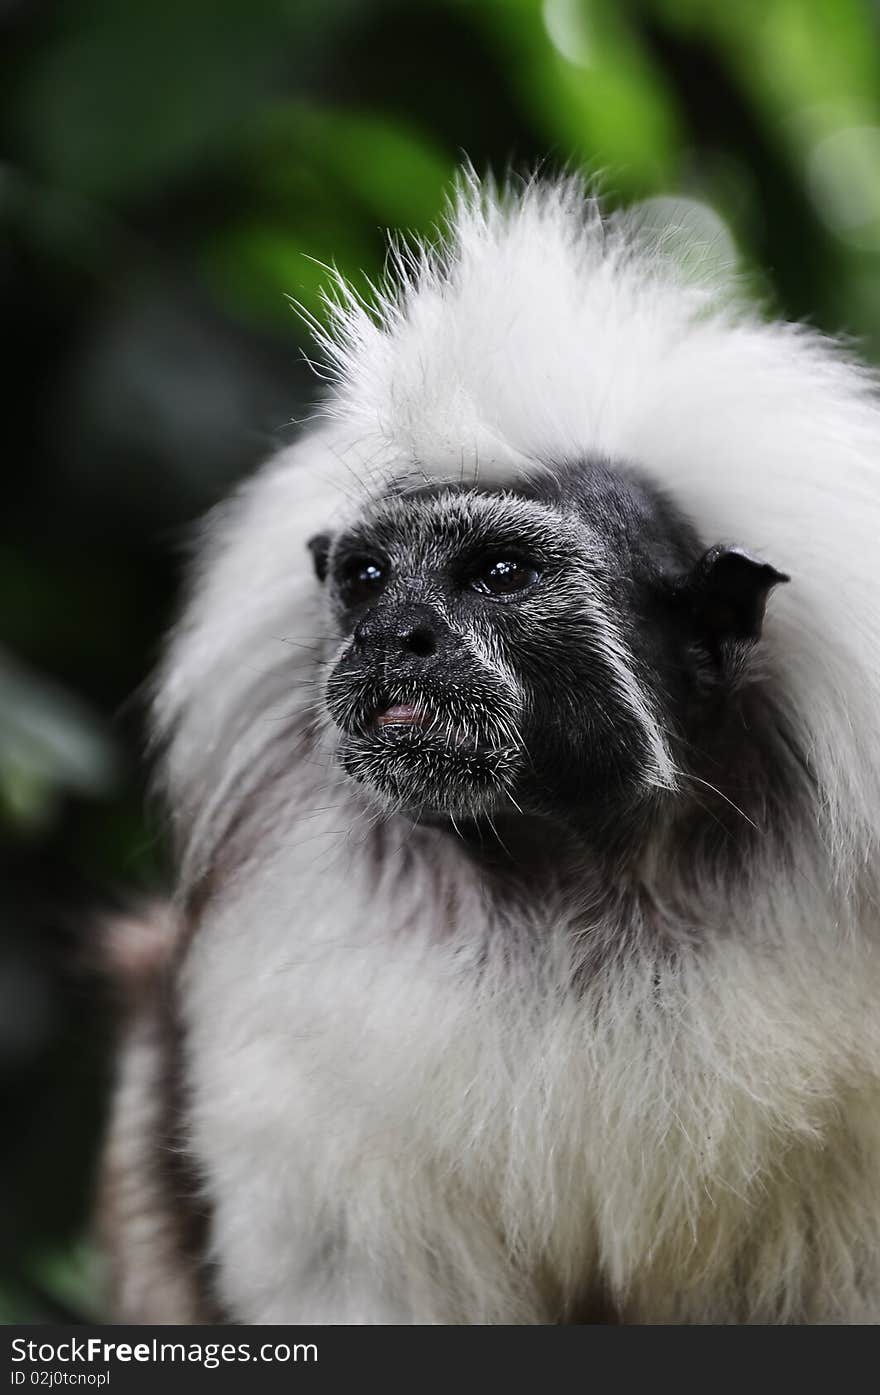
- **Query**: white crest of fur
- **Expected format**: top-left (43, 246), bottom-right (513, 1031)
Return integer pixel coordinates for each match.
top-left (133, 173), bottom-right (880, 1324)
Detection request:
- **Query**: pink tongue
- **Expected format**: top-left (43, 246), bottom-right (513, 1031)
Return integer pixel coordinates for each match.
top-left (375, 703), bottom-right (424, 726)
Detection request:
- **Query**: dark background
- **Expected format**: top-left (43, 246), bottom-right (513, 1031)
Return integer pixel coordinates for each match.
top-left (3, 0), bottom-right (880, 1319)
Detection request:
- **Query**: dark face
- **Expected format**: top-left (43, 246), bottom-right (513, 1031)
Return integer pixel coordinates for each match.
top-left (314, 465), bottom-right (787, 838)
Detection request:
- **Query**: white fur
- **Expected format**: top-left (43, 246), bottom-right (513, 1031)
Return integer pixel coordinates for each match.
top-left (147, 174), bottom-right (880, 1323)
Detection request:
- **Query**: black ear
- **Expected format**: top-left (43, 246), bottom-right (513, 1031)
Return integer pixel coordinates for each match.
top-left (307, 532), bottom-right (332, 584)
top-left (675, 545), bottom-right (789, 646)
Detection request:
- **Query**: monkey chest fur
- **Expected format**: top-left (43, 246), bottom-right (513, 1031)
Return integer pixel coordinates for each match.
top-left (175, 839), bottom-right (877, 1325)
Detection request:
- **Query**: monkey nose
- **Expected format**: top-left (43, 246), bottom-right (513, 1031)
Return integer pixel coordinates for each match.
top-left (396, 622), bottom-right (437, 657)
top-left (353, 607), bottom-right (442, 659)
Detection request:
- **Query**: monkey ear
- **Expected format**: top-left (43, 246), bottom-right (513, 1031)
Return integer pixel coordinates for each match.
top-left (307, 532), bottom-right (332, 583)
top-left (675, 545), bottom-right (789, 646)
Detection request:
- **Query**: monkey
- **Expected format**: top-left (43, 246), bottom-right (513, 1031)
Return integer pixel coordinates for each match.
top-left (99, 172), bottom-right (880, 1323)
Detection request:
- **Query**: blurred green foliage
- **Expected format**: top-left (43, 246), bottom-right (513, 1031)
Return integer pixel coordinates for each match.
top-left (3, 0), bottom-right (880, 1322)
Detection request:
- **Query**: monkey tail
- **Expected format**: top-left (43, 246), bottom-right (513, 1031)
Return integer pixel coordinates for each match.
top-left (96, 900), bottom-right (181, 1007)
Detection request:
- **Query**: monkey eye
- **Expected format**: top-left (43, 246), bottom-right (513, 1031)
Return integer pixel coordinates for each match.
top-left (470, 557), bottom-right (541, 597)
top-left (339, 555), bottom-right (387, 605)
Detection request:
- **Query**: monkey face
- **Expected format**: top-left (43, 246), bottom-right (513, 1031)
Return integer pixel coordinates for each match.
top-left (320, 488), bottom-right (538, 820)
top-left (315, 479), bottom-right (661, 827)
top-left (313, 471), bottom-right (786, 833)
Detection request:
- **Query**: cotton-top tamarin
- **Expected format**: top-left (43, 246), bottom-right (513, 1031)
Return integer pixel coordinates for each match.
top-left (99, 174), bottom-right (880, 1324)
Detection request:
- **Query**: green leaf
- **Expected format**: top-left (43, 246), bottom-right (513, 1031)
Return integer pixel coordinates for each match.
top-left (198, 102), bottom-right (453, 328)
top-left (0, 651), bottom-right (119, 835)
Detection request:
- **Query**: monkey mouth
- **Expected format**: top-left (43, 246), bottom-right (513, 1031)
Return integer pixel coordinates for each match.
top-left (371, 702), bottom-right (434, 732)
top-left (367, 699), bottom-right (474, 751)
top-left (325, 674), bottom-right (523, 816)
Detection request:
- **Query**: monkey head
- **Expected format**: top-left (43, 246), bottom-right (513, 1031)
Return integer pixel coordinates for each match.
top-left (312, 461), bottom-right (787, 842)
